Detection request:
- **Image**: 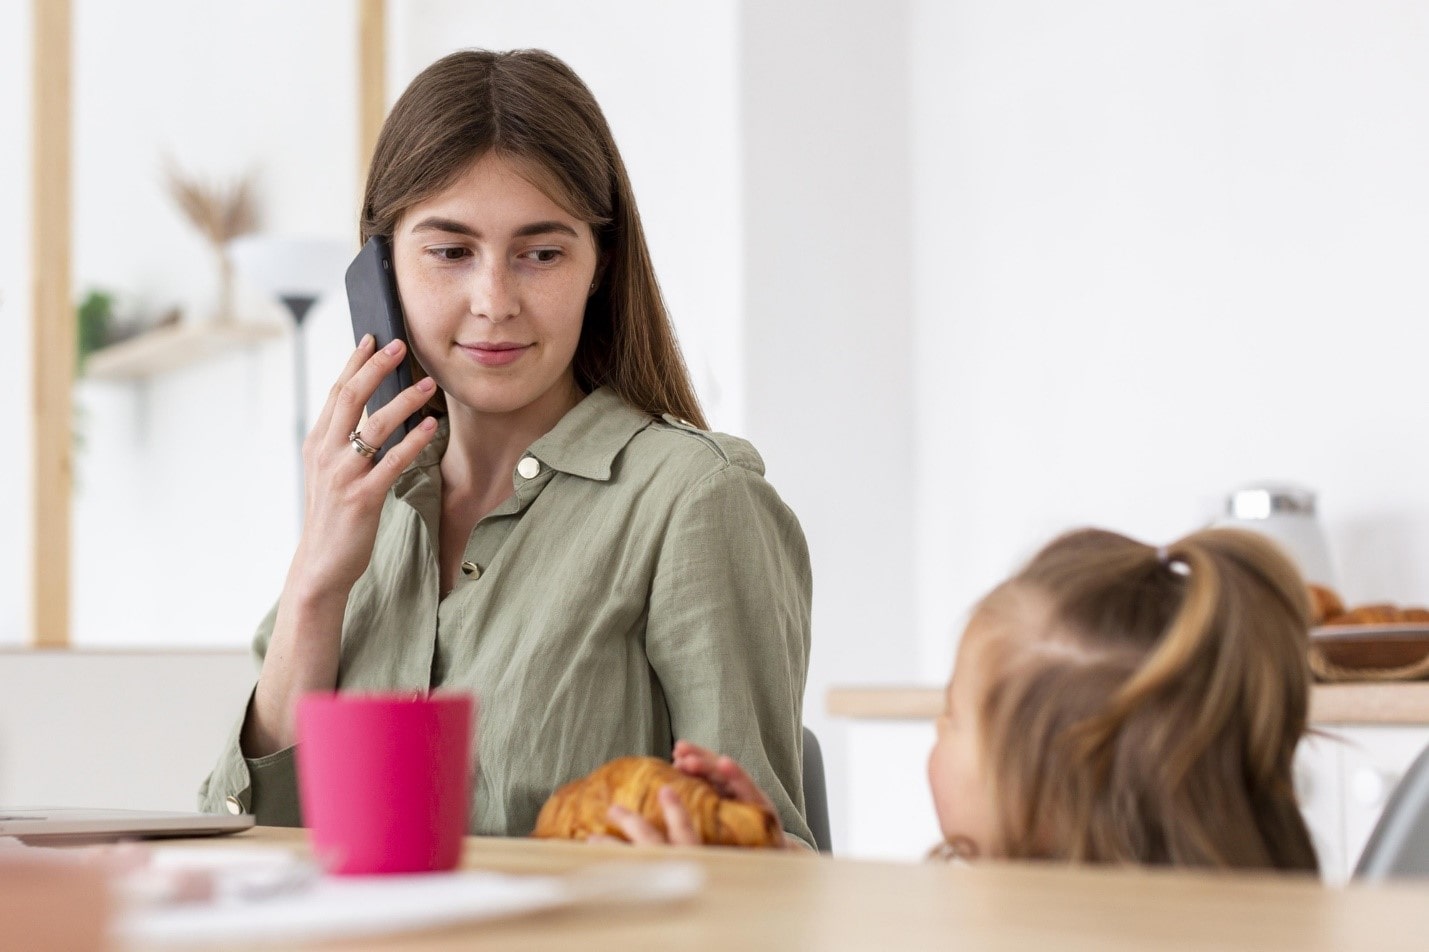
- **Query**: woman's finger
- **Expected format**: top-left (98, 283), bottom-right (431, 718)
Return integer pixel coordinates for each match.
top-left (362, 416), bottom-right (440, 483)
top-left (670, 742), bottom-right (780, 847)
top-left (672, 739), bottom-right (719, 762)
top-left (658, 787), bottom-right (701, 846)
top-left (711, 755), bottom-right (779, 812)
top-left (606, 805), bottom-right (666, 845)
top-left (671, 741), bottom-right (760, 803)
top-left (310, 335), bottom-right (376, 446)
top-left (324, 338), bottom-right (411, 447)
top-left (350, 375), bottom-right (437, 461)
top-left (671, 740), bottom-right (722, 781)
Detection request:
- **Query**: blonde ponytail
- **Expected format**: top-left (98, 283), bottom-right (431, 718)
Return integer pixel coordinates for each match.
top-left (974, 527), bottom-right (1317, 871)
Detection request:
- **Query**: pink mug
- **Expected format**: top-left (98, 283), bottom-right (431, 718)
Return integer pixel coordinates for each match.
top-left (296, 692), bottom-right (474, 875)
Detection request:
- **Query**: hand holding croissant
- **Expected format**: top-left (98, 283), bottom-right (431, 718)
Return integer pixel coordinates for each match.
top-left (533, 741), bottom-right (792, 849)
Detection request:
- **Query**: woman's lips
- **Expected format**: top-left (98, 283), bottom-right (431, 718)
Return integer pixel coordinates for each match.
top-left (461, 342), bottom-right (532, 367)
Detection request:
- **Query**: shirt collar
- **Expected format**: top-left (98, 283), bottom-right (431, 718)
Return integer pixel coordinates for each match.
top-left (526, 387), bottom-right (652, 481)
top-left (402, 386), bottom-right (650, 485)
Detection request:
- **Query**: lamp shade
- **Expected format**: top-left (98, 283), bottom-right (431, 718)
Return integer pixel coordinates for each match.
top-left (229, 235), bottom-right (353, 301)
top-left (227, 235), bottom-right (356, 527)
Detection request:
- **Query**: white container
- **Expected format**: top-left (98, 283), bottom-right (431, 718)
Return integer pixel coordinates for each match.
top-left (1211, 482), bottom-right (1336, 588)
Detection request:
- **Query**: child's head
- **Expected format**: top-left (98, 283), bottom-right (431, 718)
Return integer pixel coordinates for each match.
top-left (929, 527), bottom-right (1318, 872)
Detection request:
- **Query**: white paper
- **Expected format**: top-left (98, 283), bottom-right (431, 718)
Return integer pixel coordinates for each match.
top-left (115, 847), bottom-right (704, 946)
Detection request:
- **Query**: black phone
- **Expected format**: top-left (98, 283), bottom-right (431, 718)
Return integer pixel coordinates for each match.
top-left (345, 236), bottom-right (424, 462)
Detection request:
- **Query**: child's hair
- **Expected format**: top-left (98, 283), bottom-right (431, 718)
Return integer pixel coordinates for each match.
top-left (969, 527), bottom-right (1318, 871)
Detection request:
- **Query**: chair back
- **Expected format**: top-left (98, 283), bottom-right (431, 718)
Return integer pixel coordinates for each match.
top-left (1356, 743), bottom-right (1429, 880)
top-left (802, 726), bottom-right (832, 853)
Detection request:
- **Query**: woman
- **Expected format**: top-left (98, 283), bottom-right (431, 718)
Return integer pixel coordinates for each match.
top-left (200, 49), bottom-right (814, 847)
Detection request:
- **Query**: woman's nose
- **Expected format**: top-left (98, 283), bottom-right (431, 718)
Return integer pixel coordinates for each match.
top-left (468, 260), bottom-right (519, 323)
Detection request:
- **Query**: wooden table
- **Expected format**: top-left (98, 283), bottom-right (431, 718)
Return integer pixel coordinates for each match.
top-left (128, 827), bottom-right (1429, 951)
top-left (827, 681), bottom-right (1429, 724)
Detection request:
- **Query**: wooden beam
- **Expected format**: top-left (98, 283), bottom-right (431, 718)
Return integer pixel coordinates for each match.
top-left (358, 0), bottom-right (387, 195)
top-left (30, 0), bottom-right (73, 648)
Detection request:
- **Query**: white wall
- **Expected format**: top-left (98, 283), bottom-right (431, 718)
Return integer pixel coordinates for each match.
top-left (0, 0), bottom-right (33, 645)
top-left (911, 0), bottom-right (1429, 677)
top-left (740, 0), bottom-right (917, 858)
top-left (73, 0), bottom-right (359, 322)
top-left (68, 0), bottom-right (359, 646)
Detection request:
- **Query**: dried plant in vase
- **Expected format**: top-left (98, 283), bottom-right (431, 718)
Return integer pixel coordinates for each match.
top-left (163, 160), bottom-right (260, 324)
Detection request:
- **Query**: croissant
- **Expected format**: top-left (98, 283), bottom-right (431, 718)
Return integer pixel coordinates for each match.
top-left (532, 756), bottom-right (782, 848)
top-left (1322, 603), bottom-right (1429, 626)
top-left (1306, 584), bottom-right (1344, 626)
top-left (1327, 603), bottom-right (1408, 626)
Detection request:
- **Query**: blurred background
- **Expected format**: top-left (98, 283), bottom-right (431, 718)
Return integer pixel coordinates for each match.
top-left (4, 0), bottom-right (1429, 864)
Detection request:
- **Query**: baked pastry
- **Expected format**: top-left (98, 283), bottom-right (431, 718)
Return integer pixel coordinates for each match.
top-left (1322, 603), bottom-right (1429, 626)
top-left (532, 756), bottom-right (782, 848)
top-left (1306, 584), bottom-right (1344, 626)
top-left (1326, 603), bottom-right (1406, 626)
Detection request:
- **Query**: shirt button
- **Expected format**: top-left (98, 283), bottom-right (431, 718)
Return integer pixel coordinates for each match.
top-left (517, 457), bottom-right (541, 479)
top-left (461, 561), bottom-right (482, 579)
top-left (224, 796), bottom-right (244, 816)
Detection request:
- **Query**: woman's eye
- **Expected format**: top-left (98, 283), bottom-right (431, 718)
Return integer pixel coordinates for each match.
top-left (427, 247), bottom-right (469, 261)
top-left (526, 248), bottom-right (563, 264)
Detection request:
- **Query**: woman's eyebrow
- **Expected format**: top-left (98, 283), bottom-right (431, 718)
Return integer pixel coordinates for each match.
top-left (409, 216), bottom-right (579, 239)
top-left (410, 216), bottom-right (477, 237)
top-left (514, 220), bottom-right (580, 239)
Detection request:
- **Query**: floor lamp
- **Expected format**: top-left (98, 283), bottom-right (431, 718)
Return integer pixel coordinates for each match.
top-left (228, 236), bottom-right (352, 526)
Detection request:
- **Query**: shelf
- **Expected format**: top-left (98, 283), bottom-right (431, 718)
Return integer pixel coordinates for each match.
top-left (827, 682), bottom-right (1429, 726)
top-left (82, 320), bottom-right (286, 381)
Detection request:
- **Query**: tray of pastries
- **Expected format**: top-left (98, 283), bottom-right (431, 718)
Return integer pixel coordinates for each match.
top-left (1308, 584), bottom-right (1429, 681)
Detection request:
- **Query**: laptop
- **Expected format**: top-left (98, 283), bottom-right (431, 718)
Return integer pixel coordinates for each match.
top-left (0, 807), bottom-right (254, 845)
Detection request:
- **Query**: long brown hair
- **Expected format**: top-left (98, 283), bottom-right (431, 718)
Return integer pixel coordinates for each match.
top-left (360, 49), bottom-right (706, 427)
top-left (970, 527), bottom-right (1317, 872)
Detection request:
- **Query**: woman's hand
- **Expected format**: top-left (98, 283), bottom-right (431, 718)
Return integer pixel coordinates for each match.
top-left (244, 336), bottom-right (439, 756)
top-left (598, 740), bottom-right (802, 849)
top-left (289, 335), bottom-right (440, 598)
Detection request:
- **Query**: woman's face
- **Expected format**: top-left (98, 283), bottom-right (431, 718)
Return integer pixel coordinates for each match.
top-left (927, 621), bottom-right (1000, 859)
top-left (392, 152), bottom-right (600, 418)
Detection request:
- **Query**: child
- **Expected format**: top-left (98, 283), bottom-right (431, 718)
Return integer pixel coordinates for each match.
top-left (609, 527), bottom-right (1319, 872)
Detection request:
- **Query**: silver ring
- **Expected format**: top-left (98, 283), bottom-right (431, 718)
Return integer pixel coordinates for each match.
top-left (348, 429), bottom-right (378, 459)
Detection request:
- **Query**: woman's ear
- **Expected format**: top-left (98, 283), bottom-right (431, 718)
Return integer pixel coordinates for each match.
top-left (589, 254), bottom-right (610, 297)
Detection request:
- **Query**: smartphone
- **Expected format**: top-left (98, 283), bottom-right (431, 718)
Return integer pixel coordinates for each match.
top-left (345, 236), bottom-right (424, 462)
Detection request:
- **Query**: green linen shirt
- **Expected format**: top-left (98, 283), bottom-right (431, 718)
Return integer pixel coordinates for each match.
top-left (199, 387), bottom-right (814, 846)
